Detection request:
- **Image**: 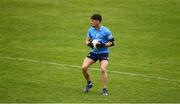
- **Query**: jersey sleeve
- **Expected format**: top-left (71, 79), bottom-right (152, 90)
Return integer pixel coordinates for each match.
top-left (106, 29), bottom-right (113, 40)
top-left (86, 29), bottom-right (92, 39)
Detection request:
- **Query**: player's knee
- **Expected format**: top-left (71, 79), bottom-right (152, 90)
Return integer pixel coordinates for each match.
top-left (101, 67), bottom-right (107, 74)
top-left (82, 65), bottom-right (88, 72)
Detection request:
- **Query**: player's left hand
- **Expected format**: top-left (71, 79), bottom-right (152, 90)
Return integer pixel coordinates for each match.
top-left (96, 42), bottom-right (106, 48)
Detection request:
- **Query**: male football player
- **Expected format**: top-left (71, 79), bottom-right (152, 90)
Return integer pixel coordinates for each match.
top-left (82, 14), bottom-right (115, 96)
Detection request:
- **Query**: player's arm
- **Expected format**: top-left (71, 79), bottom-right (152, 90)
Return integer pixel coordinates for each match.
top-left (104, 29), bottom-right (115, 47)
top-left (96, 28), bottom-right (115, 48)
top-left (85, 29), bottom-right (94, 48)
top-left (96, 38), bottom-right (115, 48)
top-left (85, 38), bottom-right (93, 48)
top-left (105, 38), bottom-right (115, 47)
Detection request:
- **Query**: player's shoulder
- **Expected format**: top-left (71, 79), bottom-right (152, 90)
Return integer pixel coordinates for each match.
top-left (101, 26), bottom-right (111, 32)
top-left (101, 26), bottom-right (112, 35)
top-left (87, 26), bottom-right (94, 32)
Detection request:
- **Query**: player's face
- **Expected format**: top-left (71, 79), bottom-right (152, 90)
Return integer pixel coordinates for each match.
top-left (91, 19), bottom-right (100, 27)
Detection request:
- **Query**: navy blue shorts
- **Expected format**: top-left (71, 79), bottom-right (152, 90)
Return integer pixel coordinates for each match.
top-left (87, 52), bottom-right (109, 62)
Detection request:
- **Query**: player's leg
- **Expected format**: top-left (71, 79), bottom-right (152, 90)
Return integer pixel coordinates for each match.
top-left (82, 57), bottom-right (96, 93)
top-left (100, 60), bottom-right (108, 95)
top-left (82, 57), bottom-right (95, 82)
top-left (100, 60), bottom-right (108, 88)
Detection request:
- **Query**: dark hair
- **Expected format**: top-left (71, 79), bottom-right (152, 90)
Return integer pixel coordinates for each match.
top-left (91, 14), bottom-right (102, 22)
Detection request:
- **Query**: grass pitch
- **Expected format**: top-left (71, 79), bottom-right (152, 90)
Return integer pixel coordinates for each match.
top-left (0, 0), bottom-right (180, 103)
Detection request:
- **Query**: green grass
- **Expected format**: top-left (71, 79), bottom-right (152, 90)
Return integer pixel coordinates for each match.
top-left (0, 0), bottom-right (180, 103)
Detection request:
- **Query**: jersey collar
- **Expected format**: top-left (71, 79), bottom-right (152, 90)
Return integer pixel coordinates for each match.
top-left (92, 25), bottom-right (103, 31)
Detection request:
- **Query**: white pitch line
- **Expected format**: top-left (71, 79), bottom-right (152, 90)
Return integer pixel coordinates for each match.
top-left (0, 56), bottom-right (180, 83)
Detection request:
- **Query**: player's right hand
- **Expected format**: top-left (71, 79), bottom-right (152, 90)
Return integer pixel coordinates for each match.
top-left (87, 41), bottom-right (94, 49)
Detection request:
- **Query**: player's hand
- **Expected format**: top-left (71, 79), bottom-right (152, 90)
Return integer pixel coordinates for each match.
top-left (96, 42), bottom-right (105, 48)
top-left (87, 41), bottom-right (94, 49)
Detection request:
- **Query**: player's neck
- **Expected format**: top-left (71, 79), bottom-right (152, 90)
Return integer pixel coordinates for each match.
top-left (94, 25), bottom-right (101, 30)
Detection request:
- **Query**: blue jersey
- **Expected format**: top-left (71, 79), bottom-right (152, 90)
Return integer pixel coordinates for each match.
top-left (87, 26), bottom-right (113, 54)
